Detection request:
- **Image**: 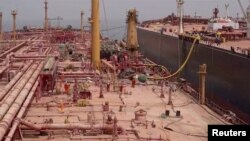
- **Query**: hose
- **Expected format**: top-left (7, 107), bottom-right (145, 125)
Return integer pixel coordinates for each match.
top-left (150, 35), bottom-right (200, 80)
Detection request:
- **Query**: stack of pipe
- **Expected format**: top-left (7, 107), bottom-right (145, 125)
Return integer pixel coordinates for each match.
top-left (5, 82), bottom-right (38, 141)
top-left (0, 62), bottom-right (44, 140)
top-left (0, 61), bottom-right (32, 101)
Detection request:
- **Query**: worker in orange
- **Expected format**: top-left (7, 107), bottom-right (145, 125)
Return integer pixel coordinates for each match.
top-left (60, 74), bottom-right (65, 88)
top-left (64, 82), bottom-right (70, 95)
top-left (58, 100), bottom-right (64, 113)
top-left (131, 77), bottom-right (136, 88)
top-left (107, 81), bottom-right (110, 92)
top-left (119, 81), bottom-right (124, 94)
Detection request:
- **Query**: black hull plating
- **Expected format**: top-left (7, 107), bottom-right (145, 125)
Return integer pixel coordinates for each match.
top-left (138, 28), bottom-right (250, 123)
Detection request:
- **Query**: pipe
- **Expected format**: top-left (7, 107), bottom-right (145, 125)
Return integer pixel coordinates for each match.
top-left (13, 55), bottom-right (58, 58)
top-left (0, 42), bottom-right (26, 58)
top-left (5, 81), bottom-right (39, 141)
top-left (0, 61), bottom-right (32, 101)
top-left (101, 59), bottom-right (116, 71)
top-left (12, 58), bottom-right (50, 61)
top-left (57, 75), bottom-right (95, 79)
top-left (43, 57), bottom-right (55, 71)
top-left (19, 119), bottom-right (102, 130)
top-left (0, 63), bottom-right (38, 120)
top-left (0, 36), bottom-right (37, 58)
top-left (0, 62), bottom-right (43, 140)
top-left (0, 66), bottom-right (8, 75)
top-left (58, 72), bottom-right (95, 75)
top-left (18, 119), bottom-right (124, 135)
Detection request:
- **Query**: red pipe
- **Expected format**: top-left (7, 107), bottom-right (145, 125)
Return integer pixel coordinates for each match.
top-left (58, 72), bottom-right (95, 75)
top-left (18, 119), bottom-right (124, 135)
top-left (13, 55), bottom-right (58, 58)
top-left (0, 66), bottom-right (8, 74)
top-left (0, 37), bottom-right (36, 58)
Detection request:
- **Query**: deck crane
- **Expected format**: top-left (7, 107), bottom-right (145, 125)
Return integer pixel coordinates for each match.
top-left (237, 0), bottom-right (247, 19)
top-left (48, 16), bottom-right (63, 28)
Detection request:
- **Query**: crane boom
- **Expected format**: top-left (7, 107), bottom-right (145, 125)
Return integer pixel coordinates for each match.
top-left (237, 0), bottom-right (247, 19)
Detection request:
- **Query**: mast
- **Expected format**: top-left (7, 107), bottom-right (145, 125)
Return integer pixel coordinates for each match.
top-left (44, 0), bottom-right (48, 32)
top-left (176, 0), bottom-right (184, 34)
top-left (0, 12), bottom-right (2, 41)
top-left (127, 9), bottom-right (139, 59)
top-left (81, 11), bottom-right (84, 41)
top-left (11, 10), bottom-right (17, 42)
top-left (91, 0), bottom-right (100, 69)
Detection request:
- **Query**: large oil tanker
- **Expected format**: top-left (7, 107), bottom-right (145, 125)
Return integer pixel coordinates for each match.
top-left (138, 1), bottom-right (250, 123)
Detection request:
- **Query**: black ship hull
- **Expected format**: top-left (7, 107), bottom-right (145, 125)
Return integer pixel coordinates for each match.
top-left (138, 28), bottom-right (250, 123)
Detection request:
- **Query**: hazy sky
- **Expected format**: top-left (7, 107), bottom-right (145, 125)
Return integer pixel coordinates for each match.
top-left (0, 0), bottom-right (249, 37)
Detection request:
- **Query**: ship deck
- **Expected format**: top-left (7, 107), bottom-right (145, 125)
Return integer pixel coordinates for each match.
top-left (140, 23), bottom-right (250, 55)
top-left (22, 79), bottom-right (226, 141)
top-left (0, 29), bottom-right (228, 141)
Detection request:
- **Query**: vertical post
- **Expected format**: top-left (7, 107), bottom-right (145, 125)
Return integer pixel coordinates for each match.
top-left (44, 0), bottom-right (48, 32)
top-left (73, 79), bottom-right (78, 102)
top-left (99, 76), bottom-right (104, 98)
top-left (0, 12), bottom-right (2, 41)
top-left (199, 64), bottom-right (207, 105)
top-left (160, 81), bottom-right (165, 98)
top-left (113, 116), bottom-right (118, 137)
top-left (91, 0), bottom-right (100, 69)
top-left (81, 11), bottom-right (84, 41)
top-left (168, 86), bottom-right (173, 105)
top-left (38, 75), bottom-right (43, 102)
top-left (11, 10), bottom-right (17, 42)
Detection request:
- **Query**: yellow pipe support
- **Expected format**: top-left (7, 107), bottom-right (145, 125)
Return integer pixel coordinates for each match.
top-left (101, 59), bottom-right (116, 71)
top-left (91, 0), bottom-right (100, 70)
top-left (150, 35), bottom-right (200, 80)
